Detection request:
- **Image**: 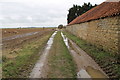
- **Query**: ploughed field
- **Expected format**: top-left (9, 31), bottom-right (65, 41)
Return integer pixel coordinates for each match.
top-left (2, 28), bottom-right (51, 38)
top-left (2, 28), bottom-right (55, 77)
top-left (2, 28), bottom-right (54, 54)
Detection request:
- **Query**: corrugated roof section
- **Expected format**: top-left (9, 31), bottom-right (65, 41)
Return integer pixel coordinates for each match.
top-left (68, 2), bottom-right (120, 25)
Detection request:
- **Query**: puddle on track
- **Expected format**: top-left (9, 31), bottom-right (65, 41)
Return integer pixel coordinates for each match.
top-left (61, 32), bottom-right (69, 49)
top-left (29, 31), bottom-right (57, 78)
top-left (86, 66), bottom-right (107, 78)
top-left (77, 69), bottom-right (91, 78)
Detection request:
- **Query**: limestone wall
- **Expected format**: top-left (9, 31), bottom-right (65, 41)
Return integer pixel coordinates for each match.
top-left (66, 16), bottom-right (120, 54)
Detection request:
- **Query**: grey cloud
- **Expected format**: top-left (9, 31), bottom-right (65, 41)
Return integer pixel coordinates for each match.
top-left (0, 2), bottom-right (66, 25)
top-left (0, 0), bottom-right (104, 28)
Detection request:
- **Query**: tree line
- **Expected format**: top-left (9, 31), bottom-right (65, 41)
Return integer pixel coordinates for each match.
top-left (67, 2), bottom-right (97, 24)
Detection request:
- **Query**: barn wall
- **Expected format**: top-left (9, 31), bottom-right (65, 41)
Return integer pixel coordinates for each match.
top-left (66, 16), bottom-right (120, 54)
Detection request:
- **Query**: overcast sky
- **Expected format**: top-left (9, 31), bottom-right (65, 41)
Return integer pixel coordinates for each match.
top-left (0, 0), bottom-right (105, 28)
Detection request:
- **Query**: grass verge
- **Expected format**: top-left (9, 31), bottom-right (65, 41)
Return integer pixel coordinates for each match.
top-left (2, 31), bottom-right (54, 78)
top-left (47, 31), bottom-right (77, 78)
top-left (63, 30), bottom-right (120, 78)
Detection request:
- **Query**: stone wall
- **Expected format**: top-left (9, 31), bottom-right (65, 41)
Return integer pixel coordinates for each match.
top-left (66, 16), bottom-right (120, 54)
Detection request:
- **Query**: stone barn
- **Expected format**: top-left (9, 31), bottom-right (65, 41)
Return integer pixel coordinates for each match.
top-left (66, 1), bottom-right (120, 54)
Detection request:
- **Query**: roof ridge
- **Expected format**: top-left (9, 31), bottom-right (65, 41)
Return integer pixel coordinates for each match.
top-left (105, 0), bottom-right (120, 2)
top-left (68, 2), bottom-right (120, 25)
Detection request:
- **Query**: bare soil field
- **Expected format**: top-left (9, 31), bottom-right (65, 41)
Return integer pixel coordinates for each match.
top-left (2, 28), bottom-right (52, 38)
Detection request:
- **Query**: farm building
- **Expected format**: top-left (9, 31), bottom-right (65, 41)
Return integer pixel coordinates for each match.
top-left (66, 1), bottom-right (120, 54)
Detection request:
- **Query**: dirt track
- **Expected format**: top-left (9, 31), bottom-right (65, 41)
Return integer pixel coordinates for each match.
top-left (29, 31), bottom-right (108, 78)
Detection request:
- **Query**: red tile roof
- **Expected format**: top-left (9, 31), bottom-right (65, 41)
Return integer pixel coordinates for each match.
top-left (68, 2), bottom-right (120, 25)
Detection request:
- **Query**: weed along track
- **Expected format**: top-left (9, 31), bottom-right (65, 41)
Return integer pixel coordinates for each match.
top-left (46, 31), bottom-right (76, 78)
